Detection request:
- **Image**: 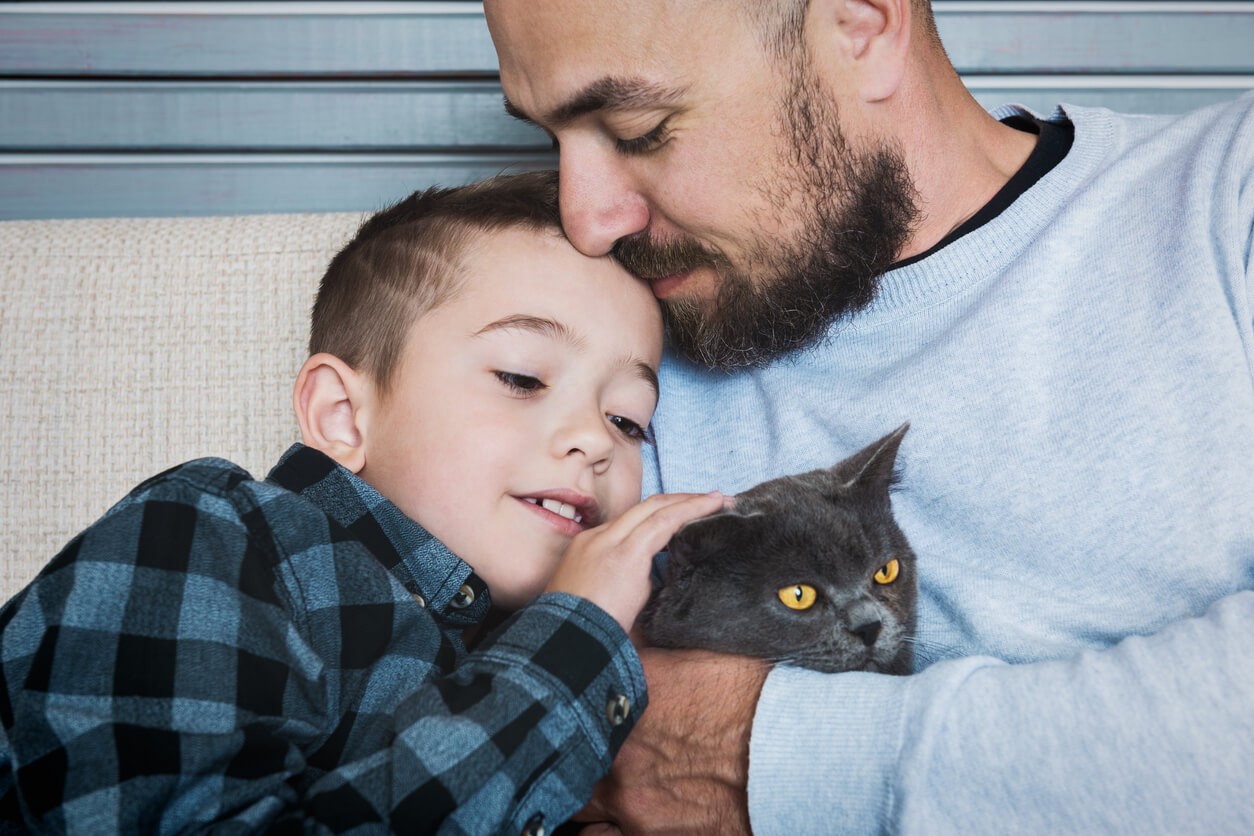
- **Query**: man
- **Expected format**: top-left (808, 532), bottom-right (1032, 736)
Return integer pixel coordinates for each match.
top-left (484, 0), bottom-right (1254, 832)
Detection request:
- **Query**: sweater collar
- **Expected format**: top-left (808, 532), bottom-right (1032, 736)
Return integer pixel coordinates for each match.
top-left (847, 103), bottom-right (1113, 325)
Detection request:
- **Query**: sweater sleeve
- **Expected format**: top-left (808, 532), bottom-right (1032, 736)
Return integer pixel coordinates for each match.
top-left (747, 590), bottom-right (1254, 833)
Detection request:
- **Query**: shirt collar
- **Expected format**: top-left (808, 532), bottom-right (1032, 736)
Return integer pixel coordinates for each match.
top-left (266, 444), bottom-right (491, 624)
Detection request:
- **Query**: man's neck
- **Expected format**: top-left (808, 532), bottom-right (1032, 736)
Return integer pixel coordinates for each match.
top-left (895, 95), bottom-right (1039, 261)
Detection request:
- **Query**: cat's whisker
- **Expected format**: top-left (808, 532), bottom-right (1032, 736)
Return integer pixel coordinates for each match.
top-left (765, 653), bottom-right (801, 666)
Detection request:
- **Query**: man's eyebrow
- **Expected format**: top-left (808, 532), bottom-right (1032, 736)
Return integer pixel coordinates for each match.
top-left (503, 77), bottom-right (685, 129)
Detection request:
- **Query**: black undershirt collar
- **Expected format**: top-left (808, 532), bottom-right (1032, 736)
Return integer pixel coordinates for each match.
top-left (892, 115), bottom-right (1074, 269)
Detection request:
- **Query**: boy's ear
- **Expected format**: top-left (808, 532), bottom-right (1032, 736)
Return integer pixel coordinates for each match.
top-left (292, 353), bottom-right (372, 473)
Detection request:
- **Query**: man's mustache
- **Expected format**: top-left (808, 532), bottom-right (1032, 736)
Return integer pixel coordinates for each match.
top-left (611, 232), bottom-right (727, 279)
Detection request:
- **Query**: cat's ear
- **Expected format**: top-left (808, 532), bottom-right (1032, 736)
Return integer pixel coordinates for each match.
top-left (832, 422), bottom-right (909, 497)
top-left (669, 510), bottom-right (762, 563)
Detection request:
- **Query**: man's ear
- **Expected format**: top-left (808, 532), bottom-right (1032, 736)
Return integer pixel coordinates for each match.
top-left (807, 0), bottom-right (911, 103)
top-left (292, 353), bottom-right (372, 473)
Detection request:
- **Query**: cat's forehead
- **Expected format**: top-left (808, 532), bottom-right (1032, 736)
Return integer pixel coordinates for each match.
top-left (737, 470), bottom-right (840, 510)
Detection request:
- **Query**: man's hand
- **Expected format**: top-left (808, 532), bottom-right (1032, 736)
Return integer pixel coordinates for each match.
top-left (578, 647), bottom-right (771, 834)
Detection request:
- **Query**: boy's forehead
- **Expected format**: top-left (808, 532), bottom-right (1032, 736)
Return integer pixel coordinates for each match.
top-left (459, 226), bottom-right (657, 318)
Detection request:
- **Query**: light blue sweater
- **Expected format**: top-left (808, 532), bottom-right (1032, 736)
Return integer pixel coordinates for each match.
top-left (643, 94), bottom-right (1254, 833)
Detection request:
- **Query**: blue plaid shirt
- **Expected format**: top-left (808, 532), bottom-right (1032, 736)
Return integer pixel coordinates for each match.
top-left (0, 445), bottom-right (646, 834)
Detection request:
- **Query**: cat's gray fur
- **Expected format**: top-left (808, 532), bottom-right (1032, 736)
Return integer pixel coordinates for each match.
top-left (640, 424), bottom-right (916, 674)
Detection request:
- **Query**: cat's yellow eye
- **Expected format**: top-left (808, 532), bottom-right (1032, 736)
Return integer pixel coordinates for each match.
top-left (874, 559), bottom-right (900, 585)
top-left (778, 584), bottom-right (817, 610)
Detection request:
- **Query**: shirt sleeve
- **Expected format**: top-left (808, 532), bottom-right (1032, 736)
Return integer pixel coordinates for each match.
top-left (746, 590), bottom-right (1254, 833)
top-left (0, 476), bottom-right (645, 835)
top-left (290, 593), bottom-right (646, 836)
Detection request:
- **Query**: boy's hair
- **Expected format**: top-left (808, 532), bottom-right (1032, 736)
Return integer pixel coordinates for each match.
top-left (310, 169), bottom-right (562, 397)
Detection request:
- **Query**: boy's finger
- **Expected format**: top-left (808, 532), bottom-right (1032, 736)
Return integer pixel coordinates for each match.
top-left (596, 491), bottom-right (722, 540)
top-left (616, 492), bottom-right (724, 541)
top-left (611, 492), bottom-right (725, 557)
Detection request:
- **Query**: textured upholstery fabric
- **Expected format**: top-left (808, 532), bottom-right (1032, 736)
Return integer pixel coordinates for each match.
top-left (0, 212), bottom-right (365, 599)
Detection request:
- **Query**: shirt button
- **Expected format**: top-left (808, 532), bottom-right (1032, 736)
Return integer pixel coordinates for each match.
top-left (606, 693), bottom-right (631, 727)
top-left (412, 593), bottom-right (426, 608)
top-left (450, 583), bottom-right (476, 609)
top-left (521, 812), bottom-right (545, 836)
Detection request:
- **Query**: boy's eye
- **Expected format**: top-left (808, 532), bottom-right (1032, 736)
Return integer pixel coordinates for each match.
top-left (615, 118), bottom-right (671, 155)
top-left (608, 414), bottom-right (654, 444)
top-left (495, 371), bottom-right (546, 394)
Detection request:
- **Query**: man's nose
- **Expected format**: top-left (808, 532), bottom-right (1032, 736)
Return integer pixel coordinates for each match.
top-left (558, 152), bottom-right (649, 257)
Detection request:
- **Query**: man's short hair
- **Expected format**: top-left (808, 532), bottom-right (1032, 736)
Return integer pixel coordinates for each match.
top-left (309, 169), bottom-right (561, 397)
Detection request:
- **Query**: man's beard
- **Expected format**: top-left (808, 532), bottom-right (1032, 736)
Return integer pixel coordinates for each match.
top-left (613, 73), bottom-right (919, 371)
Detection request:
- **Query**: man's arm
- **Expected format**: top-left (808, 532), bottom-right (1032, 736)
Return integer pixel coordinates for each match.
top-left (587, 591), bottom-right (1254, 833)
top-left (579, 649), bottom-right (768, 834)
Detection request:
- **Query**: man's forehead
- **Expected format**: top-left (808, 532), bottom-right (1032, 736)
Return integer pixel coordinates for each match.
top-left (486, 0), bottom-right (721, 83)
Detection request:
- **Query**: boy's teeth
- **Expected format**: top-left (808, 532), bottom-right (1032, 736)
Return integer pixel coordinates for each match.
top-left (540, 498), bottom-right (578, 521)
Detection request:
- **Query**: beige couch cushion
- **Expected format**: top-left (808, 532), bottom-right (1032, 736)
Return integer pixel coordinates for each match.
top-left (1, 212), bottom-right (365, 599)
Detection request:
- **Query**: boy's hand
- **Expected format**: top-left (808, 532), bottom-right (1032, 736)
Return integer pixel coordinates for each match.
top-left (546, 491), bottom-right (725, 633)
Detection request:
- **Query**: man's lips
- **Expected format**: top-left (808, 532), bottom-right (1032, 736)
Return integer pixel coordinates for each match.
top-left (643, 268), bottom-right (694, 300)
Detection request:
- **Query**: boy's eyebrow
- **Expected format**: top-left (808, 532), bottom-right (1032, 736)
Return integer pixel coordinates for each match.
top-left (635, 362), bottom-right (661, 399)
top-left (475, 314), bottom-right (579, 344)
top-left (503, 76), bottom-right (685, 129)
top-left (475, 314), bottom-right (660, 397)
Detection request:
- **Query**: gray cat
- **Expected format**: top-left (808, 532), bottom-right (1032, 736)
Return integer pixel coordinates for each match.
top-left (640, 424), bottom-right (915, 674)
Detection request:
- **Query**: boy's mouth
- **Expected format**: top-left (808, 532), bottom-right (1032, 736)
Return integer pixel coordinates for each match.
top-left (517, 492), bottom-right (602, 533)
top-left (522, 496), bottom-right (584, 524)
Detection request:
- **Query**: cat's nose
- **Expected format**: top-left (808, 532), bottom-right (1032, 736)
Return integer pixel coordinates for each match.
top-left (850, 619), bottom-right (882, 647)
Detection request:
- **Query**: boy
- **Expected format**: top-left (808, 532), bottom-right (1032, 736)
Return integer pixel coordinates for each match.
top-left (0, 171), bottom-right (723, 833)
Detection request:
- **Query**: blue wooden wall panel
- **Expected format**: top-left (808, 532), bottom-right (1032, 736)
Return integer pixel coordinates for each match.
top-left (1, 1), bottom-right (1252, 220)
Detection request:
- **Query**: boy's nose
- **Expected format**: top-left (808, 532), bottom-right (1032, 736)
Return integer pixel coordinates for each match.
top-left (553, 409), bottom-right (615, 471)
top-left (559, 152), bottom-right (650, 257)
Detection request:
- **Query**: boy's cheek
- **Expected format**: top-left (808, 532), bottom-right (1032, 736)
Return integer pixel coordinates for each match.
top-left (605, 461), bottom-right (646, 521)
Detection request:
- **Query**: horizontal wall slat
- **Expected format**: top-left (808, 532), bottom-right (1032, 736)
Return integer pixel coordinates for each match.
top-left (0, 153), bottom-right (556, 220)
top-left (0, 4), bottom-right (498, 77)
top-left (0, 80), bottom-right (547, 150)
top-left (3, 3), bottom-right (1253, 76)
top-left (3, 78), bottom-right (1248, 152)
top-left (937, 7), bottom-right (1254, 74)
top-left (965, 77), bottom-right (1253, 114)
